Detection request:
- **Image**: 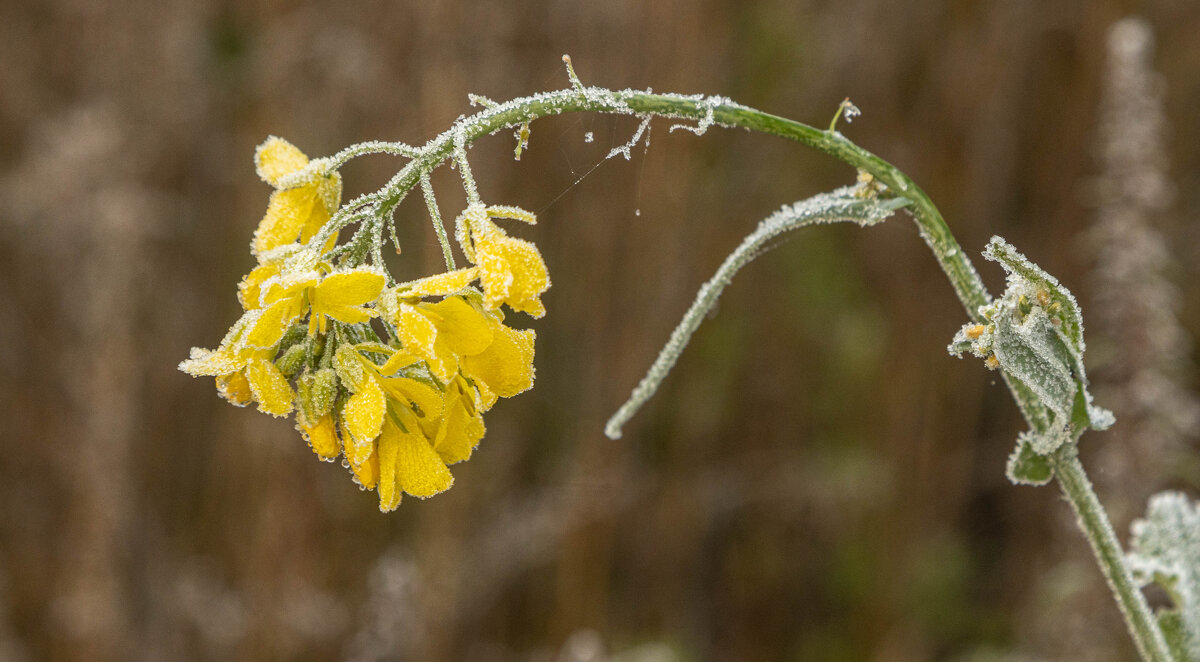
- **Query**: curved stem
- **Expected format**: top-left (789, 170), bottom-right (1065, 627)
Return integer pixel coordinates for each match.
top-left (325, 85), bottom-right (1168, 659)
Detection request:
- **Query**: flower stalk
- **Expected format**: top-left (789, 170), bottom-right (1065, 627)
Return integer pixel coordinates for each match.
top-left (185, 65), bottom-right (1177, 657)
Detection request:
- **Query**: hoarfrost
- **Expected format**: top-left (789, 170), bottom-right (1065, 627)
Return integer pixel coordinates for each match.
top-left (1127, 492), bottom-right (1200, 661)
top-left (949, 236), bottom-right (1114, 464)
top-left (606, 115), bottom-right (652, 161)
top-left (584, 131), bottom-right (594, 143)
top-left (668, 95), bottom-right (725, 136)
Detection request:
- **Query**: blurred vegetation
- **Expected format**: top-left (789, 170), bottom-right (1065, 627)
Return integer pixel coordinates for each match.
top-left (1, 1), bottom-right (1198, 660)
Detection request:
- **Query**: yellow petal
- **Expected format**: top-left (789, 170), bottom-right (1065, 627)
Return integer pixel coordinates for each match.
top-left (461, 322), bottom-right (535, 398)
top-left (314, 269), bottom-right (386, 308)
top-left (474, 379), bottom-right (498, 412)
top-left (395, 426), bottom-right (453, 498)
top-left (393, 305), bottom-right (454, 381)
top-left (432, 386), bottom-right (485, 465)
top-left (348, 443), bottom-right (379, 490)
top-left (245, 357), bottom-right (294, 417)
top-left (375, 423), bottom-right (403, 512)
top-left (474, 228), bottom-right (550, 317)
top-left (424, 297), bottom-right (494, 356)
top-left (253, 186), bottom-right (324, 256)
top-left (238, 262), bottom-right (281, 310)
top-left (215, 372), bottom-right (254, 407)
top-left (402, 267), bottom-right (479, 298)
top-left (299, 414), bottom-right (341, 460)
top-left (343, 378), bottom-right (385, 444)
top-left (381, 377), bottom-right (444, 420)
top-left (486, 205), bottom-right (537, 225)
top-left (255, 136), bottom-right (309, 187)
top-left (180, 347), bottom-right (243, 377)
top-left (246, 297), bottom-right (305, 348)
top-left (377, 349), bottom-right (422, 376)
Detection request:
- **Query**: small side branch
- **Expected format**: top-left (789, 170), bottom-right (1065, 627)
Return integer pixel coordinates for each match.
top-left (605, 189), bottom-right (908, 438)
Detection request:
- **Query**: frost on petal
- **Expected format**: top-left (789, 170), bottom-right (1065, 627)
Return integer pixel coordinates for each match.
top-left (382, 377), bottom-right (444, 421)
top-left (395, 427), bottom-right (453, 498)
top-left (179, 347), bottom-right (243, 377)
top-left (215, 372), bottom-right (254, 407)
top-left (343, 378), bottom-right (386, 444)
top-left (376, 424), bottom-right (403, 512)
top-left (473, 226), bottom-right (550, 317)
top-left (299, 413), bottom-right (341, 460)
top-left (425, 297), bottom-right (494, 357)
top-left (393, 304), bottom-right (444, 370)
top-left (432, 382), bottom-right (485, 465)
top-left (402, 267), bottom-right (479, 298)
top-left (255, 136), bottom-right (309, 187)
top-left (253, 186), bottom-right (324, 257)
top-left (461, 322), bottom-right (534, 398)
top-left (245, 357), bottom-right (294, 417)
top-left (1127, 492), bottom-right (1200, 662)
top-left (347, 438), bottom-right (379, 490)
top-left (238, 262), bottom-right (282, 311)
top-left (246, 297), bottom-right (305, 349)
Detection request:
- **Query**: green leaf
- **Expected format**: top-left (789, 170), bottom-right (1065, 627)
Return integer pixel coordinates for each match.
top-left (949, 237), bottom-right (1115, 472)
top-left (1006, 433), bottom-right (1054, 485)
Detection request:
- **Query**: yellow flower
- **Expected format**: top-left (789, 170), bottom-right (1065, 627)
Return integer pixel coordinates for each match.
top-left (179, 312), bottom-right (294, 417)
top-left (334, 342), bottom-right (463, 511)
top-left (238, 260), bottom-right (281, 310)
top-left (455, 203), bottom-right (550, 317)
top-left (252, 136), bottom-right (342, 259)
top-left (390, 295), bottom-right (495, 383)
top-left (335, 343), bottom-right (443, 449)
top-left (247, 266), bottom-right (385, 347)
top-left (460, 312), bottom-right (535, 407)
top-left (419, 375), bottom-right (486, 465)
top-left (381, 278), bottom-right (536, 408)
top-left (375, 415), bottom-right (454, 511)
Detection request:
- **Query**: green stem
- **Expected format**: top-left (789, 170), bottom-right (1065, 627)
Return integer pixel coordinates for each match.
top-left (323, 86), bottom-right (1168, 658)
top-left (1054, 446), bottom-right (1175, 662)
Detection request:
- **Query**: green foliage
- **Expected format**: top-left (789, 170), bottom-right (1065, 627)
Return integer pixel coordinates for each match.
top-left (949, 237), bottom-right (1114, 484)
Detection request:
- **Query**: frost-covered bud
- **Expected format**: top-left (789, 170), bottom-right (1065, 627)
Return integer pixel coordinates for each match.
top-left (296, 367), bottom-right (339, 425)
top-left (950, 236), bottom-right (1115, 480)
top-left (275, 343), bottom-right (307, 377)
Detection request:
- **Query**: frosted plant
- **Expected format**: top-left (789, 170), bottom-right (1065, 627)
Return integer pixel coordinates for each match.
top-left (181, 137), bottom-right (548, 512)
top-left (184, 55), bottom-right (1197, 660)
top-left (1128, 493), bottom-right (1200, 661)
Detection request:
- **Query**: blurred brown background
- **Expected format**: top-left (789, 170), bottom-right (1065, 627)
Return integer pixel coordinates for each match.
top-left (2, 1), bottom-right (1199, 660)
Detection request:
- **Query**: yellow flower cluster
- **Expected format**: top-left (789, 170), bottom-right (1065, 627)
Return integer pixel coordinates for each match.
top-left (180, 137), bottom-right (550, 511)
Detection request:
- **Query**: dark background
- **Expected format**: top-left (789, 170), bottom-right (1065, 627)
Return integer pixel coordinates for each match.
top-left (2, 1), bottom-right (1198, 660)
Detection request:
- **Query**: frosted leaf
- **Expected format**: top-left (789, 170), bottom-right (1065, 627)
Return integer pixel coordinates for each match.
top-left (1006, 432), bottom-right (1055, 485)
top-left (1127, 492), bottom-right (1200, 662)
top-left (605, 186), bottom-right (908, 438)
top-left (949, 236), bottom-right (1114, 462)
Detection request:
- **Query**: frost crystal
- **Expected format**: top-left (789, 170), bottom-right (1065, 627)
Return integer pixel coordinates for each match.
top-left (1127, 492), bottom-right (1200, 661)
top-left (606, 115), bottom-right (652, 161)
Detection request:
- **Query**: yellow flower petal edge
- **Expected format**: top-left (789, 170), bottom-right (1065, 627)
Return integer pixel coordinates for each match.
top-left (461, 318), bottom-right (535, 399)
top-left (299, 414), bottom-right (341, 460)
top-left (255, 136), bottom-right (309, 187)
